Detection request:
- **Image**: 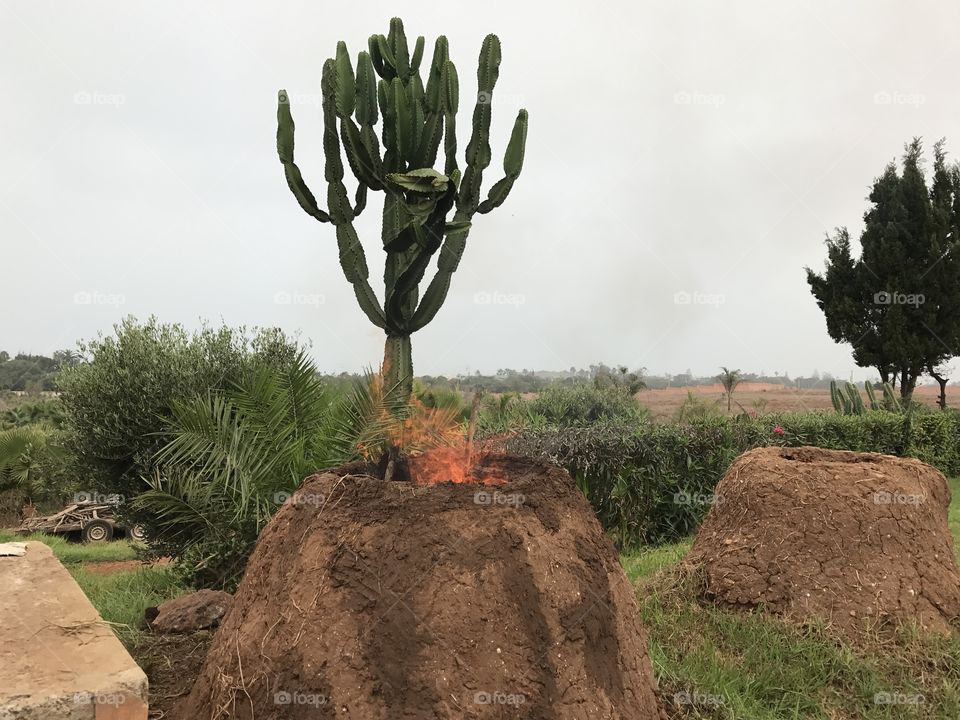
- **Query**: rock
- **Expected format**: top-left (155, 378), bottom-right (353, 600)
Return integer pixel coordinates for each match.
top-left (150, 589), bottom-right (233, 634)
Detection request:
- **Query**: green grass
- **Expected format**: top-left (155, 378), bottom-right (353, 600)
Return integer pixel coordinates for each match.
top-left (69, 565), bottom-right (188, 644)
top-left (0, 528), bottom-right (188, 645)
top-left (621, 539), bottom-right (692, 583)
top-left (620, 476), bottom-right (960, 719)
top-left (0, 530), bottom-right (139, 563)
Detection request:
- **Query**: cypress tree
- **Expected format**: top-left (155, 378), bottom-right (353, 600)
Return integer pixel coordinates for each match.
top-left (806, 138), bottom-right (960, 403)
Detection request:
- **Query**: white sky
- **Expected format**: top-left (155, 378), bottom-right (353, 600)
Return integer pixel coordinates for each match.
top-left (2, 1), bottom-right (958, 379)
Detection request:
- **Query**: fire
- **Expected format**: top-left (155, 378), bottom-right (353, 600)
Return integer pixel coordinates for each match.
top-left (408, 446), bottom-right (506, 486)
top-left (352, 373), bottom-right (507, 485)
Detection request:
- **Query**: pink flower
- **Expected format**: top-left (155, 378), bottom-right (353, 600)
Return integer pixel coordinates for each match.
top-left (773, 425), bottom-right (785, 435)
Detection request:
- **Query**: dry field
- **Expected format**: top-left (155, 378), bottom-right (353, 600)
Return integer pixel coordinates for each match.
top-left (637, 382), bottom-right (945, 421)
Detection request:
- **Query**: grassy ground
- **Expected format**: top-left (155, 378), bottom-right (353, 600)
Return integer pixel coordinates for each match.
top-left (1, 531), bottom-right (187, 643)
top-left (0, 530), bottom-right (138, 563)
top-left (619, 477), bottom-right (960, 719)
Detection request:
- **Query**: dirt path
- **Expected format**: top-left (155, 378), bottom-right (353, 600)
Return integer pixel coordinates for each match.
top-left (79, 557), bottom-right (171, 575)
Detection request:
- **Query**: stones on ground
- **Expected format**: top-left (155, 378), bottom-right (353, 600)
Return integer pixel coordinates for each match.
top-left (149, 589), bottom-right (233, 634)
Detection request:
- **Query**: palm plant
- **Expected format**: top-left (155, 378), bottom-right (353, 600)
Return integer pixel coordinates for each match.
top-left (135, 354), bottom-right (464, 587)
top-left (133, 351), bottom-right (339, 585)
top-left (717, 367), bottom-right (743, 413)
top-left (0, 425), bottom-right (59, 496)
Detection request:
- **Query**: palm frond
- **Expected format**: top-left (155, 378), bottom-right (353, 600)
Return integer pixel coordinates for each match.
top-left (326, 371), bottom-right (411, 462)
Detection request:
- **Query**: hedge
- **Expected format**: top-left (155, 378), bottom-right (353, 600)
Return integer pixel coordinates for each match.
top-left (504, 410), bottom-right (960, 549)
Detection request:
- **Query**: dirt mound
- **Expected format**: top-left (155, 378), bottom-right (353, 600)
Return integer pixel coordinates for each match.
top-left (178, 453), bottom-right (661, 719)
top-left (687, 446), bottom-right (960, 638)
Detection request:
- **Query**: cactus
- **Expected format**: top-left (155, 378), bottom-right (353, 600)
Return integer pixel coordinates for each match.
top-left (882, 382), bottom-right (902, 412)
top-left (830, 380), bottom-right (852, 414)
top-left (832, 379), bottom-right (901, 415)
top-left (846, 382), bottom-right (865, 415)
top-left (277, 18), bottom-right (529, 401)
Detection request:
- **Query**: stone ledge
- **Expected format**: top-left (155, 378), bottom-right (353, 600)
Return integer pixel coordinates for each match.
top-left (0, 542), bottom-right (148, 720)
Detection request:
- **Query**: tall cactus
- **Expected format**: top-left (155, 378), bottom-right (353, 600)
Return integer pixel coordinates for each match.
top-left (277, 18), bottom-right (528, 401)
top-left (831, 379), bottom-right (901, 415)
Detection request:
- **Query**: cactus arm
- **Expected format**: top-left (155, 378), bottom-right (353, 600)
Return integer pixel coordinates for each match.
top-left (388, 17), bottom-right (410, 81)
top-left (410, 36), bottom-right (425, 72)
top-left (375, 35), bottom-right (397, 79)
top-left (457, 34), bottom-right (501, 214)
top-left (354, 51), bottom-right (378, 125)
top-left (477, 108), bottom-right (528, 214)
top-left (409, 268), bottom-right (453, 333)
top-left (412, 37), bottom-right (449, 169)
top-left (392, 77), bottom-right (414, 163)
top-left (384, 188), bottom-right (457, 326)
top-left (424, 37), bottom-right (449, 111)
top-left (276, 90), bottom-right (331, 223)
top-left (368, 35), bottom-right (386, 77)
top-left (882, 382), bottom-right (902, 411)
top-left (442, 60), bottom-right (459, 176)
top-left (353, 184), bottom-right (368, 216)
top-left (321, 60), bottom-right (385, 330)
top-left (334, 41), bottom-right (356, 118)
top-left (864, 381), bottom-right (879, 410)
top-left (415, 112), bottom-right (444, 168)
top-left (408, 220), bottom-right (471, 332)
top-left (846, 382), bottom-right (865, 415)
top-left (830, 380), bottom-right (843, 414)
top-left (341, 118), bottom-right (384, 190)
top-left (408, 76), bottom-right (426, 160)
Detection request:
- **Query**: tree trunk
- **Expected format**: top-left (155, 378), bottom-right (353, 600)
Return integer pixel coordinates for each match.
top-left (899, 369), bottom-right (917, 401)
top-left (382, 335), bottom-right (413, 405)
top-left (929, 368), bottom-right (948, 410)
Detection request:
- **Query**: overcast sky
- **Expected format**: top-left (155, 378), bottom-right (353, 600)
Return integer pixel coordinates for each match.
top-left (2, 1), bottom-right (958, 379)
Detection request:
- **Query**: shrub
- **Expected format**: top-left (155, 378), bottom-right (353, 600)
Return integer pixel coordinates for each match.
top-left (477, 392), bottom-right (544, 434)
top-left (58, 317), bottom-right (302, 503)
top-left (414, 382), bottom-right (469, 423)
top-left (507, 410), bottom-right (960, 549)
top-left (528, 383), bottom-right (647, 427)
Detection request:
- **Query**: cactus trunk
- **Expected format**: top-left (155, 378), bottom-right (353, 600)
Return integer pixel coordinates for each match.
top-left (383, 334), bottom-right (413, 402)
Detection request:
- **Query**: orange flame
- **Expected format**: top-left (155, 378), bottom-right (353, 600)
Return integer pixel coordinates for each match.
top-left (408, 446), bottom-right (506, 486)
top-left (353, 374), bottom-right (507, 485)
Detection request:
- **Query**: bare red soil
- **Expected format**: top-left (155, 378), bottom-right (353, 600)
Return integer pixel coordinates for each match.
top-left (637, 382), bottom-right (945, 420)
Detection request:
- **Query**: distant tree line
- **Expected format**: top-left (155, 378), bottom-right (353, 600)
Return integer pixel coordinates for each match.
top-left (0, 351), bottom-right (78, 391)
